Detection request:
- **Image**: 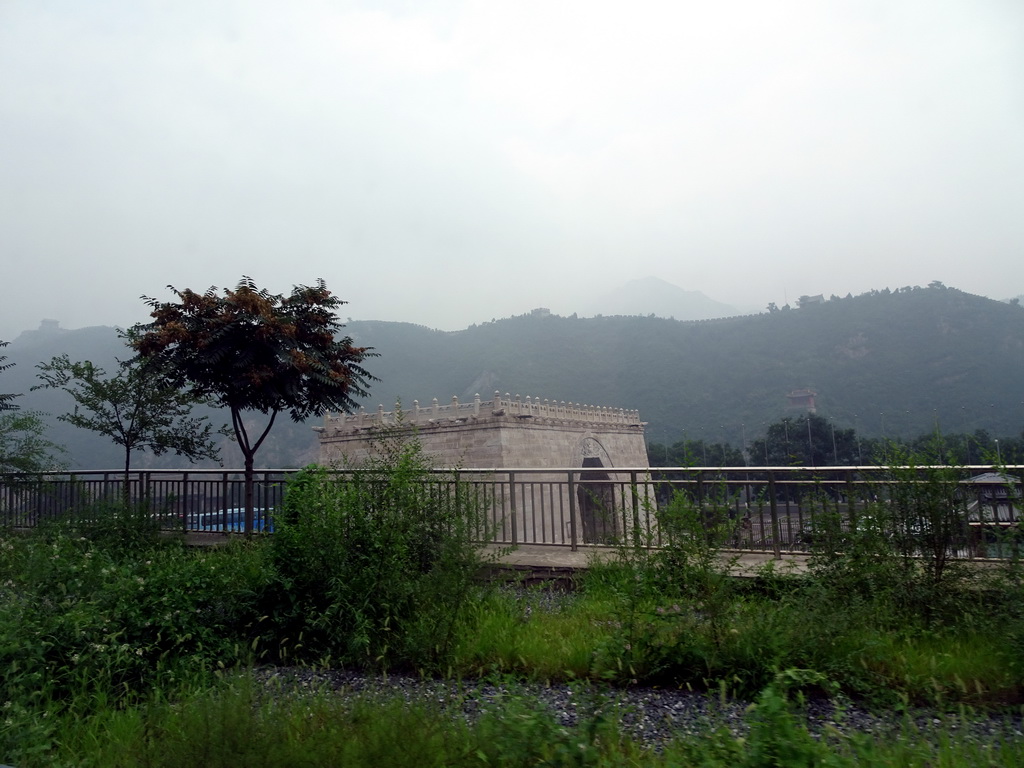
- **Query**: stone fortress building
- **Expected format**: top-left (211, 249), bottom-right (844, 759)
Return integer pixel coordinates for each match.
top-left (317, 391), bottom-right (649, 469)
top-left (316, 392), bottom-right (651, 545)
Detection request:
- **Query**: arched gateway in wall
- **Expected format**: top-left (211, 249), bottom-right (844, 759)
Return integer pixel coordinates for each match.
top-left (315, 392), bottom-right (651, 545)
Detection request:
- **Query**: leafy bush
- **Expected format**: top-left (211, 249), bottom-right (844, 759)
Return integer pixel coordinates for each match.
top-left (0, 514), bottom-right (273, 763)
top-left (805, 445), bottom-right (979, 627)
top-left (584, 484), bottom-right (752, 687)
top-left (266, 430), bottom-right (493, 669)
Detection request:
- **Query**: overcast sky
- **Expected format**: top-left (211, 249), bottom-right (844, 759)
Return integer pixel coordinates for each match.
top-left (2, 0), bottom-right (1022, 340)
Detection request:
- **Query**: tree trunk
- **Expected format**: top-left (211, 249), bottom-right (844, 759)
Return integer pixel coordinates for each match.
top-left (122, 447), bottom-right (132, 506)
top-left (230, 406), bottom-right (276, 537)
top-left (244, 449), bottom-right (255, 536)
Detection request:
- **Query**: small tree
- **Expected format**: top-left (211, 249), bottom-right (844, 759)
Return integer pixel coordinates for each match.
top-left (1, 340), bottom-right (19, 412)
top-left (131, 277), bottom-right (375, 533)
top-left (0, 412), bottom-right (66, 475)
top-left (34, 347), bottom-right (224, 494)
top-left (0, 340), bottom-right (65, 475)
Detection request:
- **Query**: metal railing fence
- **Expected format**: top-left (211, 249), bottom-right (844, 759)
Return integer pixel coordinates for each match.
top-left (1, 465), bottom-right (1021, 558)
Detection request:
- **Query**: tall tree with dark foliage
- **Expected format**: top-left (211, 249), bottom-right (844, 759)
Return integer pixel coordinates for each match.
top-left (132, 277), bottom-right (375, 533)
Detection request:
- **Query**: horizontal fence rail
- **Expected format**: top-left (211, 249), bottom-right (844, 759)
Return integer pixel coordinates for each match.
top-left (1, 466), bottom-right (1021, 559)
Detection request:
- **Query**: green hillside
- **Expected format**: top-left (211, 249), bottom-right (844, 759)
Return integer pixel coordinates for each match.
top-left (357, 285), bottom-right (1024, 446)
top-left (3, 284), bottom-right (1022, 469)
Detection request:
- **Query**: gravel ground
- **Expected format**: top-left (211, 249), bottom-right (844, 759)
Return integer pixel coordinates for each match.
top-left (251, 666), bottom-right (1024, 750)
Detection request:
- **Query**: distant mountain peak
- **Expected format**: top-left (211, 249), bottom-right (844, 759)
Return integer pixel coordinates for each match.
top-left (578, 276), bottom-right (740, 321)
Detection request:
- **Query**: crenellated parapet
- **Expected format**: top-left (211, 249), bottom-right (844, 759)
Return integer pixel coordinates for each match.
top-left (319, 391), bottom-right (644, 437)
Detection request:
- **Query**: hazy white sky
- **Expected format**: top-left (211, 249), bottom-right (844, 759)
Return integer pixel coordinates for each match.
top-left (2, 0), bottom-right (1022, 340)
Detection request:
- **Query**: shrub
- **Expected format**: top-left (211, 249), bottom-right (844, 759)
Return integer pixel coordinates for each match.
top-left (805, 444), bottom-right (978, 627)
top-left (266, 430), bottom-right (493, 670)
top-left (584, 483), bottom-right (748, 687)
top-left (0, 516), bottom-right (273, 762)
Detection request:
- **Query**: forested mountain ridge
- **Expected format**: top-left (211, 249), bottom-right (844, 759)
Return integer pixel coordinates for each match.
top-left (357, 285), bottom-right (1023, 447)
top-left (3, 284), bottom-right (1022, 468)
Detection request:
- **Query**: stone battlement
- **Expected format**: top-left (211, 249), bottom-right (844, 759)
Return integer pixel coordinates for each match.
top-left (320, 391), bottom-right (643, 436)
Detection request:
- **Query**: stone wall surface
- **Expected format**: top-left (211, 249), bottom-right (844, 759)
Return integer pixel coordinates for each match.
top-left (316, 393), bottom-right (652, 546)
top-left (317, 392), bottom-right (649, 470)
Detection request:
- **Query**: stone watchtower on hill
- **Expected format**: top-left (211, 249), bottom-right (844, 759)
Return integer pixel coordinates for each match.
top-left (316, 392), bottom-right (651, 545)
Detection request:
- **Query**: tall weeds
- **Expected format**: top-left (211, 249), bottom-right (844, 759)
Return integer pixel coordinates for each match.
top-left (266, 428), bottom-right (493, 670)
top-left (0, 505), bottom-right (272, 763)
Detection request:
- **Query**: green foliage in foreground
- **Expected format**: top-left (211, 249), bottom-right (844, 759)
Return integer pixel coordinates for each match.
top-left (4, 441), bottom-right (1024, 764)
top-left (38, 673), bottom-right (1024, 768)
top-left (551, 473), bottom-right (1024, 705)
top-left (263, 432), bottom-right (495, 669)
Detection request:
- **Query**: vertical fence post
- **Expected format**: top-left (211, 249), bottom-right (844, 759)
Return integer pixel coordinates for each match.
top-left (221, 472), bottom-right (230, 529)
top-left (568, 469), bottom-right (578, 551)
top-left (33, 474), bottom-right (42, 525)
top-left (845, 468), bottom-right (856, 531)
top-left (180, 472), bottom-right (189, 531)
top-left (508, 471), bottom-right (518, 545)
top-left (630, 470), bottom-right (641, 547)
top-left (489, 472), bottom-right (499, 543)
top-left (695, 471), bottom-right (707, 545)
top-left (768, 470), bottom-right (782, 560)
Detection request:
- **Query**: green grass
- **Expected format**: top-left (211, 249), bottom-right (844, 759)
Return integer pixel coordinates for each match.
top-left (857, 631), bottom-right (1024, 706)
top-left (39, 672), bottom-right (1024, 768)
top-left (452, 587), bottom-right (615, 680)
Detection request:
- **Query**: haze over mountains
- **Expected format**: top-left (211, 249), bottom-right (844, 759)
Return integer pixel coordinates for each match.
top-left (2, 282), bottom-right (1022, 470)
top-left (574, 277), bottom-right (743, 321)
